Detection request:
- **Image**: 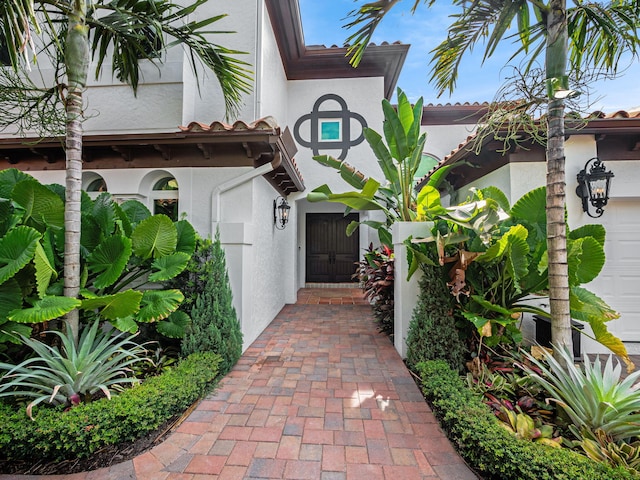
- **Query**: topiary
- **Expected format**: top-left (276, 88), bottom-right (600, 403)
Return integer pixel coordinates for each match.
top-left (406, 251), bottom-right (468, 373)
top-left (179, 230), bottom-right (242, 375)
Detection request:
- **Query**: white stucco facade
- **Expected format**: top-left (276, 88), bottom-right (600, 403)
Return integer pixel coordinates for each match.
top-left (3, 0), bottom-right (639, 359)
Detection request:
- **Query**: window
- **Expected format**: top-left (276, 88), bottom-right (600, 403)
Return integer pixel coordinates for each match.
top-left (414, 153), bottom-right (441, 182)
top-left (83, 174), bottom-right (108, 199)
top-left (87, 178), bottom-right (108, 193)
top-left (151, 177), bottom-right (179, 220)
top-left (319, 119), bottom-right (342, 142)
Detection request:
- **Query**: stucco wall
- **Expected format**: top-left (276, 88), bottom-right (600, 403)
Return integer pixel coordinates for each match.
top-left (287, 77), bottom-right (387, 193)
top-left (256, 2), bottom-right (289, 122)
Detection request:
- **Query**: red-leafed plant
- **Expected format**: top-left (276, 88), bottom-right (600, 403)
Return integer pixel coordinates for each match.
top-left (354, 244), bottom-right (394, 336)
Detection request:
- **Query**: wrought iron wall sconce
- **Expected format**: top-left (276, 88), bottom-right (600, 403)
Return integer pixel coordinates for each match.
top-left (576, 157), bottom-right (614, 218)
top-left (274, 196), bottom-right (291, 230)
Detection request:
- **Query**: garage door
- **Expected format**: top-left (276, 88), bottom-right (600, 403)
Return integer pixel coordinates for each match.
top-left (588, 198), bottom-right (640, 341)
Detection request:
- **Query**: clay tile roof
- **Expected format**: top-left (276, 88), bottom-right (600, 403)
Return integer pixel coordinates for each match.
top-left (424, 101), bottom-right (490, 107)
top-left (179, 116), bottom-right (280, 133)
top-left (415, 108), bottom-right (640, 190)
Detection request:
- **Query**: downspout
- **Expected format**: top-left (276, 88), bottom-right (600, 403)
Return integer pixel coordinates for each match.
top-left (212, 152), bottom-right (282, 223)
top-left (254, 1), bottom-right (263, 121)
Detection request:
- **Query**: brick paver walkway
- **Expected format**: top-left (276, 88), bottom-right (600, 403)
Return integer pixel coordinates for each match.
top-left (1, 289), bottom-right (477, 480)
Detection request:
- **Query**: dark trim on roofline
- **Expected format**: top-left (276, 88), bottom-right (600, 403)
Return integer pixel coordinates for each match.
top-left (265, 0), bottom-right (409, 100)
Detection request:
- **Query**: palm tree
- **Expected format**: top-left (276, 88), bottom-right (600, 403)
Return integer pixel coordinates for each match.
top-left (345, 0), bottom-right (639, 366)
top-left (1, 0), bottom-right (252, 341)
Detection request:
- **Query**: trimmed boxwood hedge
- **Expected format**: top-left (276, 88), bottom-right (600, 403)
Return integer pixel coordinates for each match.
top-left (416, 360), bottom-right (636, 480)
top-left (0, 351), bottom-right (222, 462)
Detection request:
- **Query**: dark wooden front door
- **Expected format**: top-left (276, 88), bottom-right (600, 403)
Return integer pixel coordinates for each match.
top-left (306, 213), bottom-right (359, 283)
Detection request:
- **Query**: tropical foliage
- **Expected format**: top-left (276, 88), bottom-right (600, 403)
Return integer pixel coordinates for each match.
top-left (0, 0), bottom-right (252, 342)
top-left (307, 88), bottom-right (447, 246)
top-left (0, 352), bottom-right (221, 464)
top-left (416, 359), bottom-right (636, 479)
top-left (0, 321), bottom-right (149, 418)
top-left (407, 185), bottom-right (632, 369)
top-left (523, 347), bottom-right (640, 444)
top-left (0, 169), bottom-right (195, 345)
top-left (354, 244), bottom-right (395, 335)
top-left (343, 0), bottom-right (640, 365)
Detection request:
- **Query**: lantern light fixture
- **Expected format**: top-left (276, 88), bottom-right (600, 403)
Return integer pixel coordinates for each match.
top-left (274, 196), bottom-right (290, 230)
top-left (575, 157), bottom-right (614, 218)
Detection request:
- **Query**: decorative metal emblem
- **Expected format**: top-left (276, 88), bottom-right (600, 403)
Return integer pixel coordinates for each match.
top-left (294, 94), bottom-right (367, 160)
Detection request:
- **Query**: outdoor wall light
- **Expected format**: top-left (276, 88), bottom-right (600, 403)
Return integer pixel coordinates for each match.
top-left (576, 157), bottom-right (614, 218)
top-left (274, 196), bottom-right (291, 230)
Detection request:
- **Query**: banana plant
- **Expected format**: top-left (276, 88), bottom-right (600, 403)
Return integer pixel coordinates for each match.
top-left (0, 169), bottom-right (195, 343)
top-left (307, 88), bottom-right (451, 246)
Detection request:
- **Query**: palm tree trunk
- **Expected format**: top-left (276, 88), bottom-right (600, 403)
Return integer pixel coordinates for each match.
top-left (63, 0), bottom-right (89, 343)
top-left (545, 0), bottom-right (572, 367)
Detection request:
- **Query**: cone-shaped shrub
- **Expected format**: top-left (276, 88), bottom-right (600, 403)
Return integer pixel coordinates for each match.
top-left (406, 255), bottom-right (467, 373)
top-left (180, 231), bottom-right (242, 375)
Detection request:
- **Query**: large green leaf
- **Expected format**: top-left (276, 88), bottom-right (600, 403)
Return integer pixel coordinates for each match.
top-left (113, 201), bottom-right (133, 237)
top-left (109, 315), bottom-right (139, 334)
top-left (511, 187), bottom-right (546, 242)
top-left (0, 226), bottom-right (41, 285)
top-left (416, 185), bottom-right (445, 219)
top-left (588, 316), bottom-right (634, 373)
top-left (481, 186), bottom-right (511, 215)
top-left (91, 192), bottom-right (117, 236)
top-left (156, 310), bottom-right (190, 338)
top-left (382, 98), bottom-right (408, 161)
top-left (131, 215), bottom-right (177, 259)
top-left (0, 321), bottom-right (32, 344)
top-left (175, 220), bottom-right (196, 255)
top-left (567, 236), bottom-right (605, 286)
top-left (121, 199), bottom-right (151, 225)
top-left (149, 252), bottom-right (190, 282)
top-left (569, 224), bottom-right (606, 246)
top-left (362, 129), bottom-right (398, 189)
top-left (88, 236), bottom-right (133, 289)
top-left (307, 180), bottom-right (386, 212)
top-left (137, 289), bottom-right (184, 322)
top-left (11, 179), bottom-right (64, 230)
top-left (80, 289), bottom-right (143, 320)
top-left (0, 168), bottom-right (32, 200)
top-left (570, 286), bottom-right (620, 323)
top-left (570, 288), bottom-right (632, 371)
top-left (312, 155), bottom-right (368, 190)
top-left (80, 216), bottom-right (102, 256)
top-left (33, 241), bottom-right (57, 298)
top-left (0, 279), bottom-right (22, 322)
top-left (8, 296), bottom-right (81, 323)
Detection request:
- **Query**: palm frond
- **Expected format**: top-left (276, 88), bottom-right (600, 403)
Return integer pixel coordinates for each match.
top-left (88, 0), bottom-right (252, 119)
top-left (429, 0), bottom-right (537, 96)
top-left (568, 2), bottom-right (640, 78)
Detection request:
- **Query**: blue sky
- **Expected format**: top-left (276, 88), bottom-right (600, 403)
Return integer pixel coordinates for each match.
top-left (299, 0), bottom-right (640, 111)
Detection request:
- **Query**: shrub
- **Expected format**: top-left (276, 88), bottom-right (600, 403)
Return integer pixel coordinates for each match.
top-left (355, 244), bottom-right (394, 335)
top-left (0, 351), bottom-right (221, 462)
top-left (180, 231), bottom-right (242, 375)
top-left (416, 360), bottom-right (635, 480)
top-left (406, 259), bottom-right (467, 372)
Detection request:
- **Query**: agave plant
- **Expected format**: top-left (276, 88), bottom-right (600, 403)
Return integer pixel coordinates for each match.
top-left (0, 321), bottom-right (150, 418)
top-left (521, 346), bottom-right (640, 443)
